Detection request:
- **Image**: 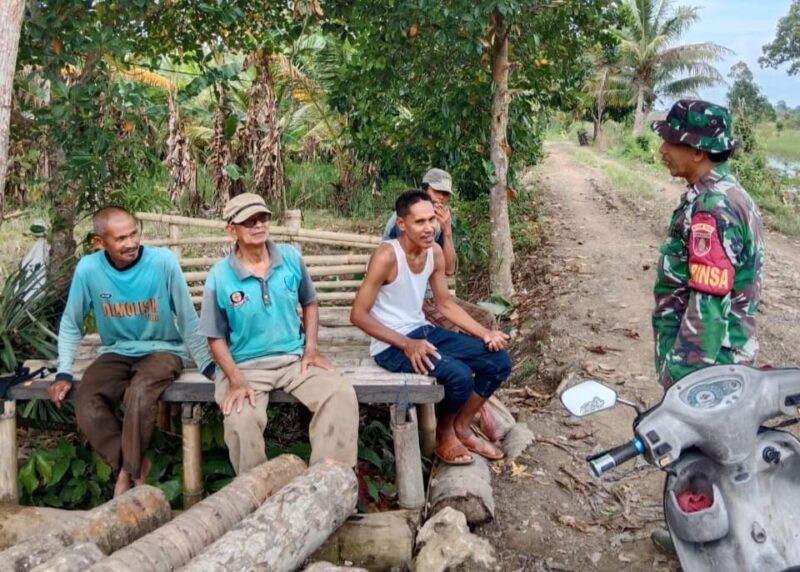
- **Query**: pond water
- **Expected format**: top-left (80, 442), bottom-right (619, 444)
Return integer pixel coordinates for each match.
top-left (768, 157), bottom-right (800, 177)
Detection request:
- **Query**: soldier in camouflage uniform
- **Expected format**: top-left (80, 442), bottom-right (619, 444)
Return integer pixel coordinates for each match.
top-left (651, 100), bottom-right (765, 389)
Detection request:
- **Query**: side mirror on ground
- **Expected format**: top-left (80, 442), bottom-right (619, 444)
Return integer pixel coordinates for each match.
top-left (560, 380), bottom-right (618, 417)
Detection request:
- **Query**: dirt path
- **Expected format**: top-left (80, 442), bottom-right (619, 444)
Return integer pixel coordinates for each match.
top-left (481, 142), bottom-right (800, 571)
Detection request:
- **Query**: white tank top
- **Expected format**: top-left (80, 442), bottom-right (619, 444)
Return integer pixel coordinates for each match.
top-left (369, 239), bottom-right (433, 356)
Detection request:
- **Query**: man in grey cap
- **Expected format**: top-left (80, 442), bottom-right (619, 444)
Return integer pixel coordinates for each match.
top-left (383, 168), bottom-right (496, 331)
top-left (199, 192), bottom-right (359, 474)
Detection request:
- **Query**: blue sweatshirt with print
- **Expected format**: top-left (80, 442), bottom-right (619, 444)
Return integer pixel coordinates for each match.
top-left (57, 246), bottom-right (213, 377)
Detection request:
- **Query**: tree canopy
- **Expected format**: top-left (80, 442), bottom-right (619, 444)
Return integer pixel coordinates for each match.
top-left (760, 0), bottom-right (800, 76)
top-left (613, 0), bottom-right (730, 133)
top-left (726, 62), bottom-right (775, 123)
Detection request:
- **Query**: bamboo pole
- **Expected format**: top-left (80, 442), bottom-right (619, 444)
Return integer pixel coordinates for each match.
top-left (0, 401), bottom-right (17, 503)
top-left (136, 212), bottom-right (381, 245)
top-left (390, 406), bottom-right (425, 510)
top-left (179, 253), bottom-right (372, 269)
top-left (182, 403), bottom-right (203, 509)
top-left (87, 455), bottom-right (307, 572)
top-left (169, 224), bottom-right (182, 259)
top-left (284, 209), bottom-right (302, 254)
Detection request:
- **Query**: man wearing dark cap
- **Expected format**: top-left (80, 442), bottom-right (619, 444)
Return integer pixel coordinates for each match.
top-left (651, 100), bottom-right (765, 390)
top-left (199, 193), bottom-right (358, 474)
top-left (383, 168), bottom-right (496, 332)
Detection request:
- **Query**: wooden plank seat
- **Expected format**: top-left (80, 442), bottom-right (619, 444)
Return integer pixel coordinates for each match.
top-left (0, 212), bottom-right (442, 510)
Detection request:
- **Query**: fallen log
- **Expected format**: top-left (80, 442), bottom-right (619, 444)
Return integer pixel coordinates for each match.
top-left (88, 455), bottom-right (306, 572)
top-left (29, 543), bottom-right (104, 572)
top-left (428, 456), bottom-right (495, 526)
top-left (303, 563), bottom-right (369, 572)
top-left (0, 485), bottom-right (170, 572)
top-left (311, 510), bottom-right (419, 571)
top-left (179, 461), bottom-right (358, 572)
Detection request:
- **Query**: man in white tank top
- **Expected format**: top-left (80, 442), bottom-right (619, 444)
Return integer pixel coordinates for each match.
top-left (352, 190), bottom-right (512, 465)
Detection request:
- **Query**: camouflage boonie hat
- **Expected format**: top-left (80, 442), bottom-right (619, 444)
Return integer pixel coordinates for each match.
top-left (652, 99), bottom-right (739, 154)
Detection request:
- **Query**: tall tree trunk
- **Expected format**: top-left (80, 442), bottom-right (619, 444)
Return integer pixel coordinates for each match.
top-left (0, 0), bottom-right (25, 220)
top-left (167, 91), bottom-right (198, 213)
top-left (253, 57), bottom-right (285, 208)
top-left (211, 85), bottom-right (233, 209)
top-left (488, 12), bottom-right (515, 298)
top-left (48, 148), bottom-right (76, 299)
top-left (632, 84), bottom-right (646, 135)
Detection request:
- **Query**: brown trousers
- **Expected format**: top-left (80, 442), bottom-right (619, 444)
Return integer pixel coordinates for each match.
top-left (215, 355), bottom-right (359, 475)
top-left (75, 352), bottom-right (182, 479)
top-left (423, 296), bottom-right (497, 333)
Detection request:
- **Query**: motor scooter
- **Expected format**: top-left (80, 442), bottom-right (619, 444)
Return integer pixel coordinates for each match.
top-left (560, 364), bottom-right (800, 572)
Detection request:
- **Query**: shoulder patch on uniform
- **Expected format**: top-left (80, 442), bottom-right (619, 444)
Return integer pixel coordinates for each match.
top-left (688, 212), bottom-right (735, 296)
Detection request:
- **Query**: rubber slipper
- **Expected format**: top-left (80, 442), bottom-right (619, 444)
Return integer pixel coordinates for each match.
top-left (434, 442), bottom-right (474, 465)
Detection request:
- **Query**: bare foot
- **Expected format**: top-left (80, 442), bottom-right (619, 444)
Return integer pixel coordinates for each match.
top-left (132, 456), bottom-right (152, 488)
top-left (114, 469), bottom-right (132, 497)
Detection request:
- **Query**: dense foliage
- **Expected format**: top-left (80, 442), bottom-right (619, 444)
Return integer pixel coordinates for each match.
top-left (324, 0), bottom-right (620, 199)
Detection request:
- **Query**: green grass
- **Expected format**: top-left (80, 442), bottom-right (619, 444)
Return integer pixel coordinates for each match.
top-left (567, 146), bottom-right (661, 202)
top-left (757, 125), bottom-right (800, 162)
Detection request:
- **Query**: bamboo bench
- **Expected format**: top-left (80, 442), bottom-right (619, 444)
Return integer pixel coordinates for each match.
top-left (2, 211), bottom-right (444, 509)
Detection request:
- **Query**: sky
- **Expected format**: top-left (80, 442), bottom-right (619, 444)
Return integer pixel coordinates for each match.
top-left (671, 0), bottom-right (798, 109)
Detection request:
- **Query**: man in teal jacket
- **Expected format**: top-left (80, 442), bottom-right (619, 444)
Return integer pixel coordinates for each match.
top-left (49, 206), bottom-right (214, 496)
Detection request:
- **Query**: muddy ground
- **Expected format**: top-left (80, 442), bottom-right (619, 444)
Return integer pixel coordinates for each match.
top-left (481, 142), bottom-right (800, 571)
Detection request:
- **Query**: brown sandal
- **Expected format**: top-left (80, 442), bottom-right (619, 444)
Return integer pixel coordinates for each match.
top-left (434, 441), bottom-right (474, 465)
top-left (460, 431), bottom-right (505, 461)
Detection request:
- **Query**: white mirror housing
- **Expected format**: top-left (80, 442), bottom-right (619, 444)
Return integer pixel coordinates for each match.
top-left (560, 380), bottom-right (618, 417)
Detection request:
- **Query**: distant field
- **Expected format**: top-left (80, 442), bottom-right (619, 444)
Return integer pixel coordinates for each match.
top-left (757, 125), bottom-right (800, 162)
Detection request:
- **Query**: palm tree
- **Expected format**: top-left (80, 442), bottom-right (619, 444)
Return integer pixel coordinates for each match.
top-left (615, 0), bottom-right (732, 134)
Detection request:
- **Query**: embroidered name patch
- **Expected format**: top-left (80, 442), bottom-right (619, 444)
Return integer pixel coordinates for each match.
top-left (688, 212), bottom-right (735, 296)
top-left (230, 291), bottom-right (248, 308)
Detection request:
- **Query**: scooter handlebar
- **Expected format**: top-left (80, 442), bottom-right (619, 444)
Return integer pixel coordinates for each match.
top-left (587, 438), bottom-right (645, 477)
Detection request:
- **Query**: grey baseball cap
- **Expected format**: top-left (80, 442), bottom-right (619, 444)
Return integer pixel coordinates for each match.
top-left (223, 192), bottom-right (272, 224)
top-left (422, 168), bottom-right (453, 194)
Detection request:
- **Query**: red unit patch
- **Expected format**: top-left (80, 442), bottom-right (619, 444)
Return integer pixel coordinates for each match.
top-left (688, 213), bottom-right (735, 296)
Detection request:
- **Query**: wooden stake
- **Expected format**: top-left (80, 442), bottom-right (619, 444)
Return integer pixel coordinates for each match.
top-left (390, 406), bottom-right (425, 510)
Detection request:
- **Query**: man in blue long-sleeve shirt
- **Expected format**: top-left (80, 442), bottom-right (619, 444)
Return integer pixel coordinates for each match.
top-left (49, 206), bottom-right (214, 496)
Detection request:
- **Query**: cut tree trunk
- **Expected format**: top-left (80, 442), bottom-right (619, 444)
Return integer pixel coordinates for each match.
top-left (178, 461), bottom-right (358, 572)
top-left (0, 0), bottom-right (25, 216)
top-left (488, 11), bottom-right (515, 298)
top-left (29, 542), bottom-right (105, 572)
top-left (88, 455), bottom-right (306, 572)
top-left (0, 485), bottom-right (170, 571)
top-left (311, 510), bottom-right (419, 571)
top-left (429, 455), bottom-right (495, 526)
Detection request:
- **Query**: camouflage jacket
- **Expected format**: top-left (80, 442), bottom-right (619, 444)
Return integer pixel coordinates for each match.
top-left (653, 163), bottom-right (765, 388)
